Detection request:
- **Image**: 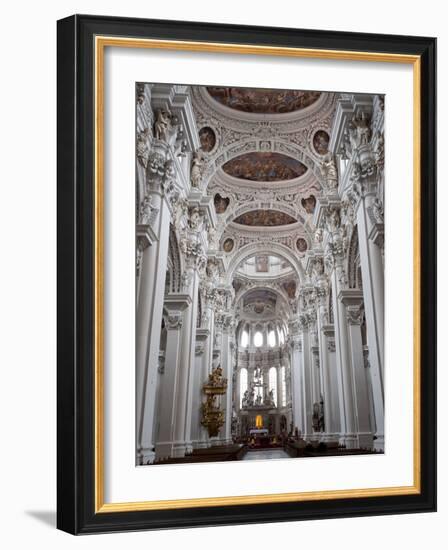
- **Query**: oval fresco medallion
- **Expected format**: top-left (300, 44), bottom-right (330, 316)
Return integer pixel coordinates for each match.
top-left (206, 87), bottom-right (321, 114)
top-left (313, 130), bottom-right (330, 156)
top-left (233, 209), bottom-right (296, 227)
top-left (223, 152), bottom-right (307, 182)
top-left (199, 126), bottom-right (216, 153)
top-left (222, 238), bottom-right (235, 253)
top-left (296, 238), bottom-right (308, 253)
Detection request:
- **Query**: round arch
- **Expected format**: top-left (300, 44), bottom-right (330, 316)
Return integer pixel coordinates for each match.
top-left (235, 283), bottom-right (292, 312)
top-left (225, 241), bottom-right (305, 284)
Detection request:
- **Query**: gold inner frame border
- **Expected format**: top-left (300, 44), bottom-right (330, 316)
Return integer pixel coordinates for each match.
top-left (94, 35), bottom-right (421, 513)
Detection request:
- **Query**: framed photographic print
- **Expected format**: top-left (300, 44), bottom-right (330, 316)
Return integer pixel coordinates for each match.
top-left (57, 14), bottom-right (436, 534)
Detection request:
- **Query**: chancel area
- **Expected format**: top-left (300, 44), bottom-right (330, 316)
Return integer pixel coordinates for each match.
top-left (136, 84), bottom-right (385, 465)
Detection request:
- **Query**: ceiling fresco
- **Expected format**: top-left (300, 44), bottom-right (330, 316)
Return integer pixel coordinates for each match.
top-left (222, 238), bottom-right (235, 253)
top-left (301, 194), bottom-right (316, 214)
top-left (282, 280), bottom-right (297, 299)
top-left (313, 130), bottom-right (330, 155)
top-left (199, 126), bottom-right (216, 152)
top-left (296, 238), bottom-right (308, 253)
top-left (214, 193), bottom-right (230, 214)
top-left (243, 289), bottom-right (277, 308)
top-left (206, 87), bottom-right (321, 114)
top-left (223, 152), bottom-right (307, 182)
top-left (233, 209), bottom-right (297, 227)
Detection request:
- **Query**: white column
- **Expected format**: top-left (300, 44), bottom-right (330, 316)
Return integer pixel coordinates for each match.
top-left (154, 295), bottom-right (191, 459)
top-left (330, 265), bottom-right (359, 449)
top-left (136, 143), bottom-right (174, 465)
top-left (340, 290), bottom-right (374, 449)
top-left (189, 328), bottom-right (209, 449)
top-left (322, 326), bottom-right (341, 439)
top-left (311, 343), bottom-right (321, 406)
top-left (315, 282), bottom-right (340, 443)
top-left (208, 312), bottom-right (224, 446)
top-left (356, 190), bottom-right (385, 450)
top-left (173, 243), bottom-right (203, 456)
top-left (222, 317), bottom-right (235, 444)
top-left (195, 287), bottom-right (216, 449)
top-left (289, 337), bottom-right (304, 435)
top-left (299, 318), bottom-right (313, 439)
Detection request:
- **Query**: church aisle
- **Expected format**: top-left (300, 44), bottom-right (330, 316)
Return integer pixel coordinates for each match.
top-left (242, 449), bottom-right (290, 461)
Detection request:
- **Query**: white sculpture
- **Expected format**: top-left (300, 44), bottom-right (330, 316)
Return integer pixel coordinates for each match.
top-left (154, 108), bottom-right (172, 142)
top-left (190, 151), bottom-right (203, 188)
top-left (321, 153), bottom-right (338, 190)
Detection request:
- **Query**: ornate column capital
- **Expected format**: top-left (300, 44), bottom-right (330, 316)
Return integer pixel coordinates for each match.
top-left (291, 338), bottom-right (302, 352)
top-left (327, 338), bottom-right (336, 353)
top-left (338, 289), bottom-right (364, 326)
top-left (223, 314), bottom-right (235, 334)
top-left (214, 312), bottom-right (225, 331)
top-left (179, 237), bottom-right (207, 273)
top-left (195, 342), bottom-right (205, 356)
top-left (163, 293), bottom-right (192, 330)
top-left (165, 311), bottom-right (183, 330)
top-left (346, 306), bottom-right (363, 326)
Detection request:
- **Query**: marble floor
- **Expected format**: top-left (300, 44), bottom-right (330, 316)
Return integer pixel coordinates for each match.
top-left (242, 449), bottom-right (290, 460)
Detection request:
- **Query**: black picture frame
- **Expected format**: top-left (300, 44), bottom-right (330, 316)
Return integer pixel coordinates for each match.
top-left (57, 14), bottom-right (436, 534)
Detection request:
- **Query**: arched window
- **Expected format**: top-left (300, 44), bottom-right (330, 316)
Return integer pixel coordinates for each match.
top-left (281, 366), bottom-right (287, 406)
top-left (268, 330), bottom-right (276, 347)
top-left (240, 368), bottom-right (248, 407)
top-left (254, 330), bottom-right (263, 347)
top-left (268, 367), bottom-right (277, 406)
top-left (241, 329), bottom-right (249, 348)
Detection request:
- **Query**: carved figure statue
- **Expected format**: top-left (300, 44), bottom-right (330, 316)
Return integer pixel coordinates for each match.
top-left (321, 153), bottom-right (338, 190)
top-left (314, 227), bottom-right (323, 245)
top-left (327, 207), bottom-right (341, 233)
top-left (136, 128), bottom-right (150, 168)
top-left (248, 387), bottom-right (255, 406)
top-left (190, 151), bottom-right (203, 188)
top-left (352, 111), bottom-right (371, 146)
top-left (207, 226), bottom-right (219, 250)
top-left (139, 194), bottom-right (156, 225)
top-left (208, 365), bottom-right (224, 386)
top-left (206, 258), bottom-right (219, 280)
top-left (188, 206), bottom-right (202, 231)
top-left (154, 108), bottom-right (172, 142)
top-left (313, 258), bottom-right (324, 278)
top-left (163, 159), bottom-right (175, 182)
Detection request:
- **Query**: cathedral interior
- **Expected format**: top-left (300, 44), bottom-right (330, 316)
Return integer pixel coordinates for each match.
top-left (136, 83), bottom-right (385, 465)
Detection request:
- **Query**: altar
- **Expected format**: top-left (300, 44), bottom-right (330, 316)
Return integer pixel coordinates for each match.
top-left (248, 427), bottom-right (270, 448)
top-left (249, 428), bottom-right (269, 437)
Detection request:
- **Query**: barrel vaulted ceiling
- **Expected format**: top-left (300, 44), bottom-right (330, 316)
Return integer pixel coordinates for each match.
top-left (191, 85), bottom-right (338, 320)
